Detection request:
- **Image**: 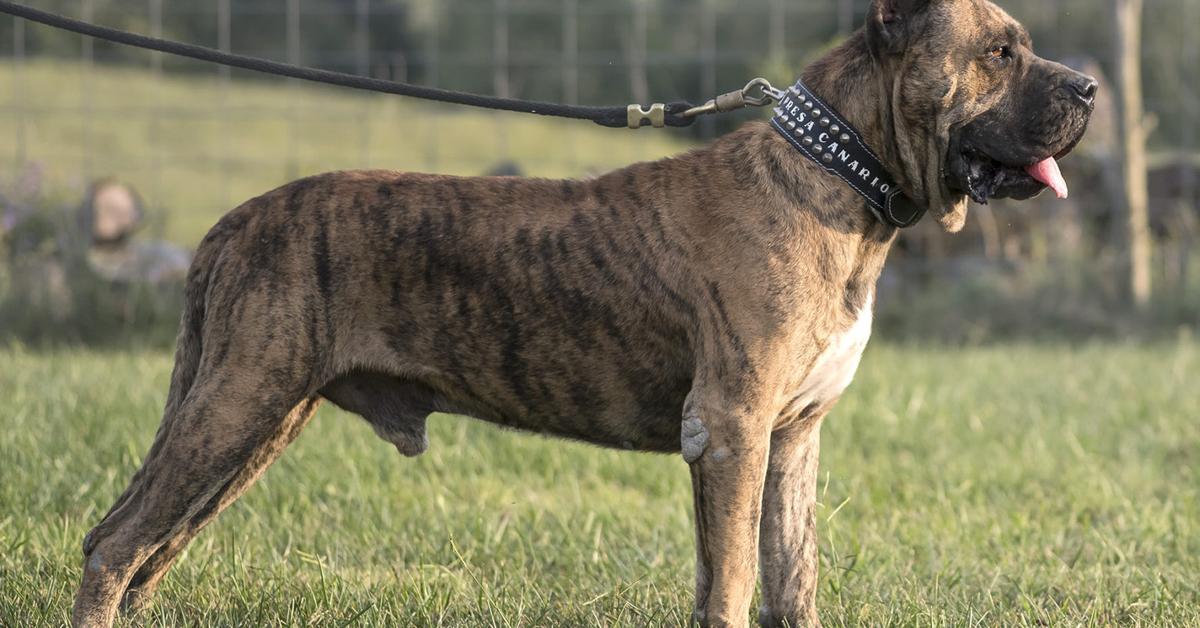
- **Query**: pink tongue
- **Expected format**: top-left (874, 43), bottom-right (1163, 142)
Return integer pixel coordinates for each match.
top-left (1025, 157), bottom-right (1068, 199)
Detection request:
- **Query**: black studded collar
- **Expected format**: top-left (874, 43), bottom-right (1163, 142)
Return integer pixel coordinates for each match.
top-left (770, 80), bottom-right (926, 228)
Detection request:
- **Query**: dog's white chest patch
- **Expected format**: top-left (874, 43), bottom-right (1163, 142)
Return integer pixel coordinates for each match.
top-left (791, 300), bottom-right (873, 409)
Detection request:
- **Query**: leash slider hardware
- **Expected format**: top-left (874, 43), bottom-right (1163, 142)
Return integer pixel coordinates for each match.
top-left (627, 103), bottom-right (666, 129)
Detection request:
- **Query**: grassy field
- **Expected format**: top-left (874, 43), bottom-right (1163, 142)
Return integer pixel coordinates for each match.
top-left (0, 60), bottom-right (694, 246)
top-left (1, 342), bottom-right (1198, 626)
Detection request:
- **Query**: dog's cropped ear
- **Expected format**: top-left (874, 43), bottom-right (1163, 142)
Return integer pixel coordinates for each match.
top-left (867, 0), bottom-right (933, 57)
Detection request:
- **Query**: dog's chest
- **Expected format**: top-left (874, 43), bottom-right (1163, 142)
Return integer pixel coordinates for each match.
top-left (786, 300), bottom-right (874, 413)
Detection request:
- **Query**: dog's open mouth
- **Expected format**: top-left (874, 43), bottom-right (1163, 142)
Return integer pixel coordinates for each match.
top-left (950, 143), bottom-right (1076, 205)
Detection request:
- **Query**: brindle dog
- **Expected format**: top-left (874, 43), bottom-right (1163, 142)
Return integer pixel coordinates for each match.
top-left (72, 0), bottom-right (1094, 625)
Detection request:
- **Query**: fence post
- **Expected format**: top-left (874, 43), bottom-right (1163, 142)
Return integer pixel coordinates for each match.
top-left (493, 0), bottom-right (511, 161)
top-left (837, 0), bottom-right (854, 37)
top-left (701, 0), bottom-right (717, 138)
top-left (286, 0), bottom-right (300, 181)
top-left (218, 0), bottom-right (231, 208)
top-left (355, 0), bottom-right (370, 76)
top-left (148, 0), bottom-right (162, 211)
top-left (81, 0), bottom-right (94, 181)
top-left (562, 0), bottom-right (578, 105)
top-left (355, 0), bottom-right (371, 168)
top-left (423, 1), bottom-right (441, 171)
top-left (629, 0), bottom-right (648, 105)
top-left (217, 0), bottom-right (230, 81)
top-left (493, 0), bottom-right (510, 99)
top-left (149, 0), bottom-right (162, 73)
top-left (1114, 0), bottom-right (1153, 308)
top-left (768, 0), bottom-right (785, 62)
top-left (426, 1), bottom-right (440, 87)
top-left (562, 0), bottom-right (578, 171)
top-left (1179, 0), bottom-right (1198, 293)
top-left (1046, 0), bottom-right (1060, 57)
top-left (12, 15), bottom-right (25, 170)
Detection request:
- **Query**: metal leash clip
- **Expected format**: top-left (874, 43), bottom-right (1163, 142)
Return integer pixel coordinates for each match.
top-left (681, 77), bottom-right (781, 119)
top-left (626, 77), bottom-right (781, 128)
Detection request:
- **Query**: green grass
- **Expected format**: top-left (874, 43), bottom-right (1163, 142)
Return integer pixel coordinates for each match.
top-left (1, 342), bottom-right (1198, 626)
top-left (0, 60), bottom-right (694, 246)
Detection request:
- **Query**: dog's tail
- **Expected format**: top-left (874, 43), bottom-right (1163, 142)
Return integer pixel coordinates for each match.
top-left (160, 227), bottom-right (227, 421)
top-left (83, 228), bottom-right (227, 550)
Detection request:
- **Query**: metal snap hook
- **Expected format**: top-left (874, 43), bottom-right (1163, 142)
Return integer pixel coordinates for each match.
top-left (681, 77), bottom-right (781, 119)
top-left (740, 77), bottom-right (781, 107)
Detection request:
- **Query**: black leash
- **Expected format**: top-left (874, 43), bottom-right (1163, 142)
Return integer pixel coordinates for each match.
top-left (0, 2), bottom-right (925, 226)
top-left (0, 0), bottom-right (779, 129)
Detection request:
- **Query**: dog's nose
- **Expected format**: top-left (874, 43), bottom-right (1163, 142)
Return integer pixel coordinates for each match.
top-left (1068, 75), bottom-right (1099, 106)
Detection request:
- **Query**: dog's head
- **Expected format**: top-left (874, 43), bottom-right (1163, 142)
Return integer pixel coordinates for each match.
top-left (866, 0), bottom-right (1095, 231)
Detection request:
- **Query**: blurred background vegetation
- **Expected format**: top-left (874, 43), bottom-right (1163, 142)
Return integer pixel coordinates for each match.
top-left (0, 0), bottom-right (1196, 344)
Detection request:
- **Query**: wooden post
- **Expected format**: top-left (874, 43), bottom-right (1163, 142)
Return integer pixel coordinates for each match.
top-left (562, 0), bottom-right (578, 105)
top-left (837, 0), bottom-right (854, 37)
top-left (1179, 0), bottom-right (1198, 294)
top-left (285, 0), bottom-right (300, 181)
top-left (81, 0), bottom-right (94, 180)
top-left (562, 0), bottom-right (579, 171)
top-left (148, 0), bottom-right (162, 209)
top-left (218, 0), bottom-right (231, 208)
top-left (768, 0), bottom-right (785, 62)
top-left (630, 0), bottom-right (649, 105)
top-left (423, 1), bottom-right (441, 171)
top-left (355, 0), bottom-right (371, 168)
top-left (217, 0), bottom-right (230, 81)
top-left (493, 0), bottom-right (511, 160)
top-left (1115, 0), bottom-right (1152, 308)
top-left (355, 0), bottom-right (370, 77)
top-left (701, 0), bottom-right (716, 138)
top-left (13, 15), bottom-right (25, 169)
top-left (493, 0), bottom-right (510, 99)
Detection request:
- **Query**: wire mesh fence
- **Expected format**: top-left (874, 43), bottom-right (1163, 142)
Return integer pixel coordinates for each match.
top-left (0, 0), bottom-right (1196, 341)
top-left (0, 1), bottom-right (1196, 269)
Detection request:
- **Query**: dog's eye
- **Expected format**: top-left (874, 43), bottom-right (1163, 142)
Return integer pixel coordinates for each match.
top-left (986, 45), bottom-right (1011, 62)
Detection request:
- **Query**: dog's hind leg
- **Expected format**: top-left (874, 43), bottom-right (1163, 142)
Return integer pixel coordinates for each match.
top-left (72, 362), bottom-right (314, 628)
top-left (82, 236), bottom-right (214, 541)
top-left (115, 395), bottom-right (321, 615)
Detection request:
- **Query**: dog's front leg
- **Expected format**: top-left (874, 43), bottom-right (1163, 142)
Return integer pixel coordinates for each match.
top-left (757, 407), bottom-right (826, 628)
top-left (684, 389), bottom-right (773, 627)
